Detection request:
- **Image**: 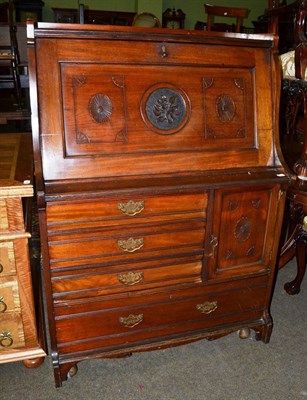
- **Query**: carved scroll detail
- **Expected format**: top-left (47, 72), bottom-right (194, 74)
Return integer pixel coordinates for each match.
top-left (72, 75), bottom-right (86, 88)
top-left (76, 132), bottom-right (91, 143)
top-left (203, 77), bottom-right (214, 88)
top-left (234, 78), bottom-right (244, 90)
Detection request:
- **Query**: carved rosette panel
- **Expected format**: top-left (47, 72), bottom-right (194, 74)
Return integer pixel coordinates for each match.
top-left (140, 83), bottom-right (191, 135)
top-left (202, 76), bottom-right (249, 140)
top-left (62, 69), bottom-right (128, 149)
top-left (215, 189), bottom-right (271, 272)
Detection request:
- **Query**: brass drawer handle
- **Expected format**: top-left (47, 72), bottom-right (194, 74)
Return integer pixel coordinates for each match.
top-left (0, 331), bottom-right (13, 348)
top-left (118, 271), bottom-right (144, 286)
top-left (118, 200), bottom-right (144, 216)
top-left (119, 313), bottom-right (143, 328)
top-left (0, 264), bottom-right (3, 274)
top-left (118, 237), bottom-right (144, 253)
top-left (196, 301), bottom-right (218, 314)
top-left (0, 296), bottom-right (7, 313)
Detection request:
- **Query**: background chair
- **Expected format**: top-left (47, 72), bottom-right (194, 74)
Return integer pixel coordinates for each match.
top-left (0, 1), bottom-right (23, 110)
top-left (204, 3), bottom-right (250, 33)
top-left (271, 0), bottom-right (307, 295)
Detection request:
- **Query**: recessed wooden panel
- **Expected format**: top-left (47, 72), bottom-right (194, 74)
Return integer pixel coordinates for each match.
top-left (61, 64), bottom-right (255, 157)
top-left (209, 186), bottom-right (278, 278)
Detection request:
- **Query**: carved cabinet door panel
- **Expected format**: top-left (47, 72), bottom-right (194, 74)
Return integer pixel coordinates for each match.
top-left (207, 185), bottom-right (281, 279)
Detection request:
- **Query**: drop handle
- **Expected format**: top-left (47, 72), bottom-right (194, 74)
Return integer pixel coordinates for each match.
top-left (161, 45), bottom-right (168, 58)
top-left (204, 235), bottom-right (218, 258)
top-left (0, 296), bottom-right (7, 313)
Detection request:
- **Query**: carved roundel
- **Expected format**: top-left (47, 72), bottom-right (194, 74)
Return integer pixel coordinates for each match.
top-left (140, 83), bottom-right (191, 135)
top-left (216, 94), bottom-right (235, 122)
top-left (89, 93), bottom-right (112, 124)
top-left (234, 216), bottom-right (252, 242)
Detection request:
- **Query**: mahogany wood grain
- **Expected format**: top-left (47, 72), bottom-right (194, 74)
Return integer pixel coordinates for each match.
top-left (27, 22), bottom-right (290, 387)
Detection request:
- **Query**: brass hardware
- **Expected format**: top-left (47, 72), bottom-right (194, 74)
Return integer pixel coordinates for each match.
top-left (196, 301), bottom-right (218, 314)
top-left (0, 263), bottom-right (3, 274)
top-left (0, 331), bottom-right (13, 348)
top-left (119, 313), bottom-right (144, 328)
top-left (118, 237), bottom-right (144, 252)
top-left (278, 189), bottom-right (285, 201)
top-left (118, 271), bottom-right (144, 286)
top-left (161, 45), bottom-right (168, 58)
top-left (204, 235), bottom-right (218, 258)
top-left (0, 296), bottom-right (7, 313)
top-left (303, 216), bottom-right (307, 231)
top-left (117, 200), bottom-right (145, 216)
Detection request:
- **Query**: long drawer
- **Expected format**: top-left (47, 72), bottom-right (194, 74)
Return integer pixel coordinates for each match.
top-left (52, 254), bottom-right (203, 300)
top-left (54, 277), bottom-right (267, 355)
top-left (46, 192), bottom-right (208, 232)
top-left (48, 220), bottom-right (206, 269)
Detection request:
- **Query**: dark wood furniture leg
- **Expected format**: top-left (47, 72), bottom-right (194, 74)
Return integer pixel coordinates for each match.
top-left (284, 224), bottom-right (307, 294)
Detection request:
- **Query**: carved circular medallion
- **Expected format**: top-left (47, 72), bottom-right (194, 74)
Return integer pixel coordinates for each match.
top-left (234, 216), bottom-right (251, 242)
top-left (216, 94), bottom-right (235, 122)
top-left (140, 83), bottom-right (191, 135)
top-left (89, 93), bottom-right (112, 124)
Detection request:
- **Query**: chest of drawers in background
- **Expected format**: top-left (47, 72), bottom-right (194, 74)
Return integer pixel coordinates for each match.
top-left (0, 133), bottom-right (45, 367)
top-left (27, 23), bottom-right (290, 387)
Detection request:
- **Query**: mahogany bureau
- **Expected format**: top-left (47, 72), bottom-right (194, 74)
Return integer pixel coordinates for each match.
top-left (27, 22), bottom-right (290, 387)
top-left (0, 133), bottom-right (45, 367)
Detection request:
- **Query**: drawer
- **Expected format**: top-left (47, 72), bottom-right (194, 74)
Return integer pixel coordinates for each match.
top-left (0, 198), bottom-right (25, 233)
top-left (48, 220), bottom-right (206, 269)
top-left (0, 276), bottom-right (20, 313)
top-left (55, 282), bottom-right (267, 354)
top-left (51, 254), bottom-right (203, 300)
top-left (0, 313), bottom-right (25, 350)
top-left (0, 242), bottom-right (16, 276)
top-left (47, 192), bottom-right (208, 232)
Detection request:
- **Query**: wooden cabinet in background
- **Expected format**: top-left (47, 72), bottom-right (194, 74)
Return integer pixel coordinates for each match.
top-left (0, 133), bottom-right (45, 367)
top-left (27, 22), bottom-right (290, 387)
top-left (52, 7), bottom-right (136, 25)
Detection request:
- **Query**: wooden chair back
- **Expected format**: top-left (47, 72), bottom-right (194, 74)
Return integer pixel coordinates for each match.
top-left (204, 3), bottom-right (250, 33)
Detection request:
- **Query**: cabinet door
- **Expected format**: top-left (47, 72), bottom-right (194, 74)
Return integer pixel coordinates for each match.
top-left (207, 186), bottom-right (281, 279)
